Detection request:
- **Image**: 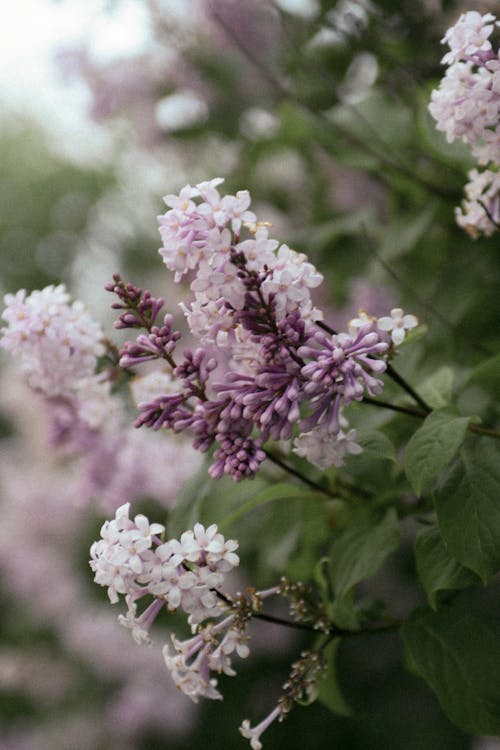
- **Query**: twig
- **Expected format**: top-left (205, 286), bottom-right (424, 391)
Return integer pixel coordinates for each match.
top-left (215, 588), bottom-right (399, 635)
top-left (264, 449), bottom-right (373, 499)
top-left (361, 395), bottom-right (426, 419)
top-left (478, 199), bottom-right (500, 231)
top-left (468, 423), bottom-right (500, 440)
top-left (264, 450), bottom-right (335, 498)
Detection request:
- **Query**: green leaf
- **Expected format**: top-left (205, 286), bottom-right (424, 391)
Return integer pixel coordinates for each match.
top-left (435, 439), bottom-right (500, 582)
top-left (314, 557), bottom-right (332, 607)
top-left (404, 410), bottom-right (471, 495)
top-left (328, 591), bottom-right (360, 631)
top-left (414, 526), bottom-right (478, 609)
top-left (418, 367), bottom-right (454, 409)
top-left (287, 504), bottom-right (331, 581)
top-left (465, 353), bottom-right (500, 393)
top-left (354, 429), bottom-right (397, 462)
top-left (217, 482), bottom-right (319, 533)
top-left (402, 592), bottom-right (500, 735)
top-left (167, 461), bottom-right (213, 537)
top-left (329, 508), bottom-right (400, 600)
top-left (317, 639), bottom-right (352, 716)
top-left (378, 205), bottom-right (435, 261)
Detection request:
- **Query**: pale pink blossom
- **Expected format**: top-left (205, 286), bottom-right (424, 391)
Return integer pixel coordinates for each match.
top-left (293, 425), bottom-right (362, 469)
top-left (377, 308), bottom-right (418, 345)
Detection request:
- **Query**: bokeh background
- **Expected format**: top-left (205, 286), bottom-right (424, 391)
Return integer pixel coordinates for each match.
top-left (1, 1), bottom-right (499, 748)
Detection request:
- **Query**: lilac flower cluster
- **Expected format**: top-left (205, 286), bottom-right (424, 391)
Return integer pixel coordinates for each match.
top-left (90, 504), bottom-right (329, 747)
top-left (429, 11), bottom-right (500, 237)
top-left (0, 284), bottom-right (119, 440)
top-left (0, 284), bottom-right (105, 401)
top-left (90, 503), bottom-right (267, 703)
top-left (107, 179), bottom-right (414, 478)
top-left (0, 285), bottom-right (200, 515)
top-left (90, 503), bottom-right (238, 622)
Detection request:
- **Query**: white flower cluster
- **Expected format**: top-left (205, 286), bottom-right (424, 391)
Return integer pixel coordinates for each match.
top-left (429, 11), bottom-right (500, 163)
top-left (429, 11), bottom-right (500, 236)
top-left (0, 284), bottom-right (105, 398)
top-left (90, 503), bottom-right (239, 625)
top-left (90, 504), bottom-right (258, 704)
top-left (456, 167), bottom-right (500, 237)
top-left (163, 616), bottom-right (251, 703)
top-left (158, 178), bottom-right (323, 346)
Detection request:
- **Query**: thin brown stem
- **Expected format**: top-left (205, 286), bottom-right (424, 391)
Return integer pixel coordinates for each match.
top-left (264, 450), bottom-right (335, 498)
top-left (264, 449), bottom-right (373, 499)
top-left (361, 396), bottom-right (426, 419)
top-left (468, 423), bottom-right (500, 440)
top-left (215, 588), bottom-right (399, 635)
top-left (385, 362), bottom-right (431, 413)
top-left (478, 199), bottom-right (500, 231)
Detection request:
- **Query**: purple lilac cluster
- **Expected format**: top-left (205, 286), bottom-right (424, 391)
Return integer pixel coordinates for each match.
top-left (108, 179), bottom-right (392, 479)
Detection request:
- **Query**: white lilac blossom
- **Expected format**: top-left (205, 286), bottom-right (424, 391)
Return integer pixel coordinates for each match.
top-left (90, 506), bottom-right (286, 714)
top-left (0, 284), bottom-right (105, 400)
top-left (348, 309), bottom-right (377, 335)
top-left (455, 167), bottom-right (500, 237)
top-left (377, 308), bottom-right (418, 346)
top-left (440, 11), bottom-right (497, 67)
top-left (293, 426), bottom-right (362, 470)
top-left (162, 616), bottom-right (252, 702)
top-left (240, 706), bottom-right (283, 750)
top-left (90, 505), bottom-right (238, 624)
top-left (429, 11), bottom-right (500, 236)
top-left (429, 11), bottom-right (500, 159)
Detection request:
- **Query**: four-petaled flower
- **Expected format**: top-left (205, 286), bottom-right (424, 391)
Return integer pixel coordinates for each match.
top-left (377, 308), bottom-right (418, 346)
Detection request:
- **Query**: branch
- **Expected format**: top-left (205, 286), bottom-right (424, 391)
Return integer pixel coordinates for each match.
top-left (478, 199), bottom-right (500, 231)
top-left (263, 450), bottom-right (336, 498)
top-left (264, 449), bottom-right (373, 499)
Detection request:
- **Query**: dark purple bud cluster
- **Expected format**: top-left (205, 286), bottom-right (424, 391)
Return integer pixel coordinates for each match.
top-left (119, 315), bottom-right (181, 368)
top-left (189, 398), bottom-right (264, 481)
top-left (215, 367), bottom-right (303, 442)
top-left (299, 326), bottom-right (388, 430)
top-left (210, 430), bottom-right (266, 481)
top-left (174, 348), bottom-right (217, 397)
top-left (135, 393), bottom-right (191, 431)
top-left (107, 253), bottom-right (390, 481)
top-left (105, 274), bottom-right (165, 330)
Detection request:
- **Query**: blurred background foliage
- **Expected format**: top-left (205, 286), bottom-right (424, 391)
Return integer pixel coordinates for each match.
top-left (0, 0), bottom-right (499, 748)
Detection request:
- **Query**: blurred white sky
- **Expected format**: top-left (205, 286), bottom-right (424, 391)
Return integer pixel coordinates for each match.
top-left (0, 0), bottom-right (152, 161)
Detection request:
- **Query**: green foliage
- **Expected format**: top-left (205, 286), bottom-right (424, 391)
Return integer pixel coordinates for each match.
top-left (414, 526), bottom-right (478, 609)
top-left (418, 367), bottom-right (454, 409)
top-left (354, 429), bottom-right (397, 463)
top-left (435, 439), bottom-right (500, 582)
top-left (404, 410), bottom-right (472, 495)
top-left (329, 509), bottom-right (400, 601)
top-left (402, 589), bottom-right (500, 735)
top-left (317, 638), bottom-right (352, 716)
